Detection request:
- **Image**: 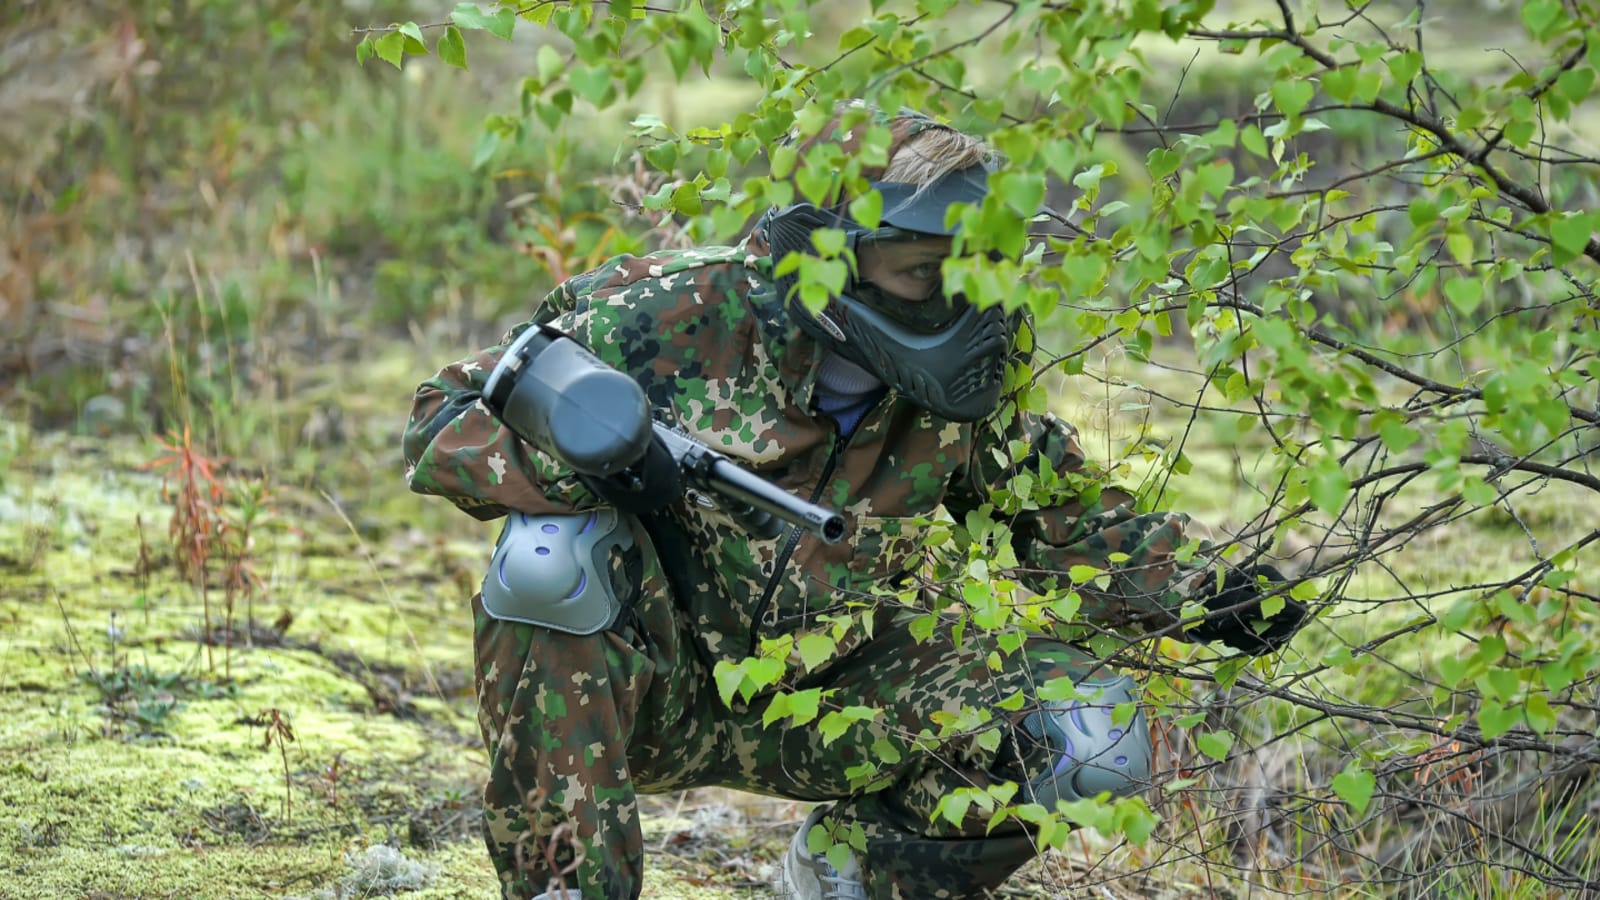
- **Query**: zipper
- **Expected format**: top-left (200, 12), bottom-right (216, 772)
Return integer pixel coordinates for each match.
top-left (747, 436), bottom-right (843, 658)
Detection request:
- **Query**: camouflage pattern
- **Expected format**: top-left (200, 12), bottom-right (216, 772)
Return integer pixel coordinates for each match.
top-left (402, 233), bottom-right (1208, 899)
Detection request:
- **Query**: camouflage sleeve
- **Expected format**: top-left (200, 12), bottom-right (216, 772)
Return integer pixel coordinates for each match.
top-left (948, 408), bottom-right (1208, 636)
top-left (401, 287), bottom-right (597, 522)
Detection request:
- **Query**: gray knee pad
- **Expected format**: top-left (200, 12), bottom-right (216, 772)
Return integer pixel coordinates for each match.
top-left (1007, 673), bottom-right (1151, 807)
top-left (480, 509), bottom-right (634, 634)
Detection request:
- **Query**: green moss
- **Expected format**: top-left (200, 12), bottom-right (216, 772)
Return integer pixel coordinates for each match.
top-left (0, 428), bottom-right (500, 897)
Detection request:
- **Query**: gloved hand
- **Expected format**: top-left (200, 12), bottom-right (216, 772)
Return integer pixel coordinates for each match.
top-left (1187, 564), bottom-right (1307, 656)
top-left (579, 435), bottom-right (683, 516)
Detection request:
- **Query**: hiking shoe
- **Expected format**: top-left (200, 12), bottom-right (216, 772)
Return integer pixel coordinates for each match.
top-left (779, 806), bottom-right (865, 899)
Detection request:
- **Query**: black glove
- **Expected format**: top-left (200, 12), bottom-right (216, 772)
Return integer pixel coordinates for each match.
top-left (579, 435), bottom-right (683, 516)
top-left (1187, 564), bottom-right (1307, 656)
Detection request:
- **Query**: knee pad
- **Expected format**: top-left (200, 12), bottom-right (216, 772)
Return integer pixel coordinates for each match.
top-left (1003, 673), bottom-right (1151, 807)
top-left (480, 509), bottom-right (634, 634)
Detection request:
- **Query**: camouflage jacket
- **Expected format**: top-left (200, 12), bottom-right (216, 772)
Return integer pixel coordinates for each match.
top-left (402, 238), bottom-right (1203, 667)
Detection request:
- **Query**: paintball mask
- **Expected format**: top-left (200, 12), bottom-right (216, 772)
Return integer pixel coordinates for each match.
top-left (764, 162), bottom-right (1018, 423)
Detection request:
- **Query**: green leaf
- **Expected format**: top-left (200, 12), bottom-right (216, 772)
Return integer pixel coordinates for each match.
top-left (1308, 458), bottom-right (1350, 516)
top-left (1407, 197), bottom-right (1438, 228)
top-left (1520, 0), bottom-right (1563, 38)
top-left (1115, 799), bottom-right (1158, 845)
top-left (399, 21), bottom-right (426, 47)
top-left (1195, 731), bottom-right (1232, 761)
top-left (1477, 699), bottom-right (1519, 739)
top-left (437, 26), bottom-right (468, 69)
top-left (1240, 123), bottom-right (1268, 157)
top-left (1542, 660), bottom-right (1575, 693)
top-left (1195, 159), bottom-right (1234, 198)
top-left (713, 661), bottom-right (745, 707)
top-left (786, 688), bottom-right (821, 726)
top-left (523, 2), bottom-right (557, 26)
top-left (849, 190), bottom-right (883, 229)
top-left (1443, 277), bottom-right (1482, 314)
top-left (1550, 212), bottom-right (1594, 265)
top-left (811, 227), bottom-right (847, 257)
top-left (762, 691), bottom-right (791, 725)
top-left (355, 36), bottom-right (374, 65)
top-left (670, 180), bottom-right (702, 215)
top-left (1072, 162), bottom-right (1111, 193)
top-left (818, 706), bottom-right (878, 749)
top-left (1203, 118), bottom-right (1237, 148)
top-left (826, 843), bottom-right (854, 873)
top-left (452, 3), bottom-right (516, 39)
top-left (1067, 564), bottom-right (1102, 583)
top-left (644, 141), bottom-right (678, 171)
top-left (570, 64), bottom-right (615, 105)
top-left (1379, 418), bottom-right (1419, 453)
top-left (536, 44), bottom-right (563, 84)
top-left (1147, 147), bottom-right (1181, 180)
top-left (471, 128), bottom-right (501, 170)
top-left (937, 791), bottom-right (972, 826)
top-left (747, 656), bottom-right (784, 693)
top-left (1188, 249), bottom-right (1231, 290)
top-left (1557, 67), bottom-right (1595, 106)
top-left (1320, 67), bottom-right (1357, 103)
top-left (1321, 644), bottom-right (1354, 667)
top-left (373, 31), bottom-right (405, 69)
top-left (1270, 80), bottom-right (1314, 119)
top-left (797, 633), bottom-right (835, 672)
top-left (1331, 763), bottom-right (1376, 815)
top-left (1385, 51), bottom-right (1422, 85)
top-left (1523, 692), bottom-right (1557, 734)
top-left (1478, 667), bottom-right (1519, 703)
top-left (999, 171), bottom-right (1045, 217)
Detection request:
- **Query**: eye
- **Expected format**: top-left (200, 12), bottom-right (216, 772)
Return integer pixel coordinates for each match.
top-left (905, 261), bottom-right (942, 280)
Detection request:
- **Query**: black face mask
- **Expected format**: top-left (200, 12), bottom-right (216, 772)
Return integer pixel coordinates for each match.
top-left (763, 203), bottom-right (1016, 423)
top-left (761, 159), bottom-right (1020, 422)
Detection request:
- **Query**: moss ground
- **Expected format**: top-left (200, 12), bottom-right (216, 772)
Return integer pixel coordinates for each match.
top-left (0, 421), bottom-right (882, 899)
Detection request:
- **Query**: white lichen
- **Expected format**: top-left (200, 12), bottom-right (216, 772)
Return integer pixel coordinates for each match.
top-left (296, 844), bottom-right (439, 898)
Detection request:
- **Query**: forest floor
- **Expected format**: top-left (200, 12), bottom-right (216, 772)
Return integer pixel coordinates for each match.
top-left (0, 425), bottom-right (1215, 899)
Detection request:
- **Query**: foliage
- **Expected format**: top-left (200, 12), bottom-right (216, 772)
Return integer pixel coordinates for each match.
top-left (0, 1), bottom-right (632, 442)
top-left (371, 0), bottom-right (1600, 894)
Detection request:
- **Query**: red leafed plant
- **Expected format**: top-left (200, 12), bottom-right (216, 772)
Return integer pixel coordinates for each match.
top-left (144, 425), bottom-right (274, 676)
top-left (144, 425), bottom-right (227, 670)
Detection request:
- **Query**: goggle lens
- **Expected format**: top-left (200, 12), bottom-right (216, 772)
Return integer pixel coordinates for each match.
top-left (846, 279), bottom-right (969, 333)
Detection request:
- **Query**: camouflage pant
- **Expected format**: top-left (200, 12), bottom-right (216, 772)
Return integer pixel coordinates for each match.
top-left (471, 527), bottom-right (1105, 900)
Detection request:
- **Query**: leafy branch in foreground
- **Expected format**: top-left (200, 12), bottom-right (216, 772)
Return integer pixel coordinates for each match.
top-left (369, 0), bottom-right (1600, 893)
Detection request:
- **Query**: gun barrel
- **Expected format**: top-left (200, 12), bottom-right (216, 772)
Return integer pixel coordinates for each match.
top-left (653, 423), bottom-right (845, 544)
top-left (703, 459), bottom-right (847, 544)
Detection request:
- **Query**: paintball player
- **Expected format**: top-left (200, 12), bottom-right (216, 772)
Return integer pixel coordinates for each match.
top-left (401, 105), bottom-right (1308, 900)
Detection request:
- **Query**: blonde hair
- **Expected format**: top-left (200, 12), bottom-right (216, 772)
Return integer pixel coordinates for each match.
top-left (882, 127), bottom-right (990, 186)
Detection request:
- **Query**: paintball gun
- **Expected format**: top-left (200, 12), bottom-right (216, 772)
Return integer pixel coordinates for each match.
top-left (480, 322), bottom-right (846, 544)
